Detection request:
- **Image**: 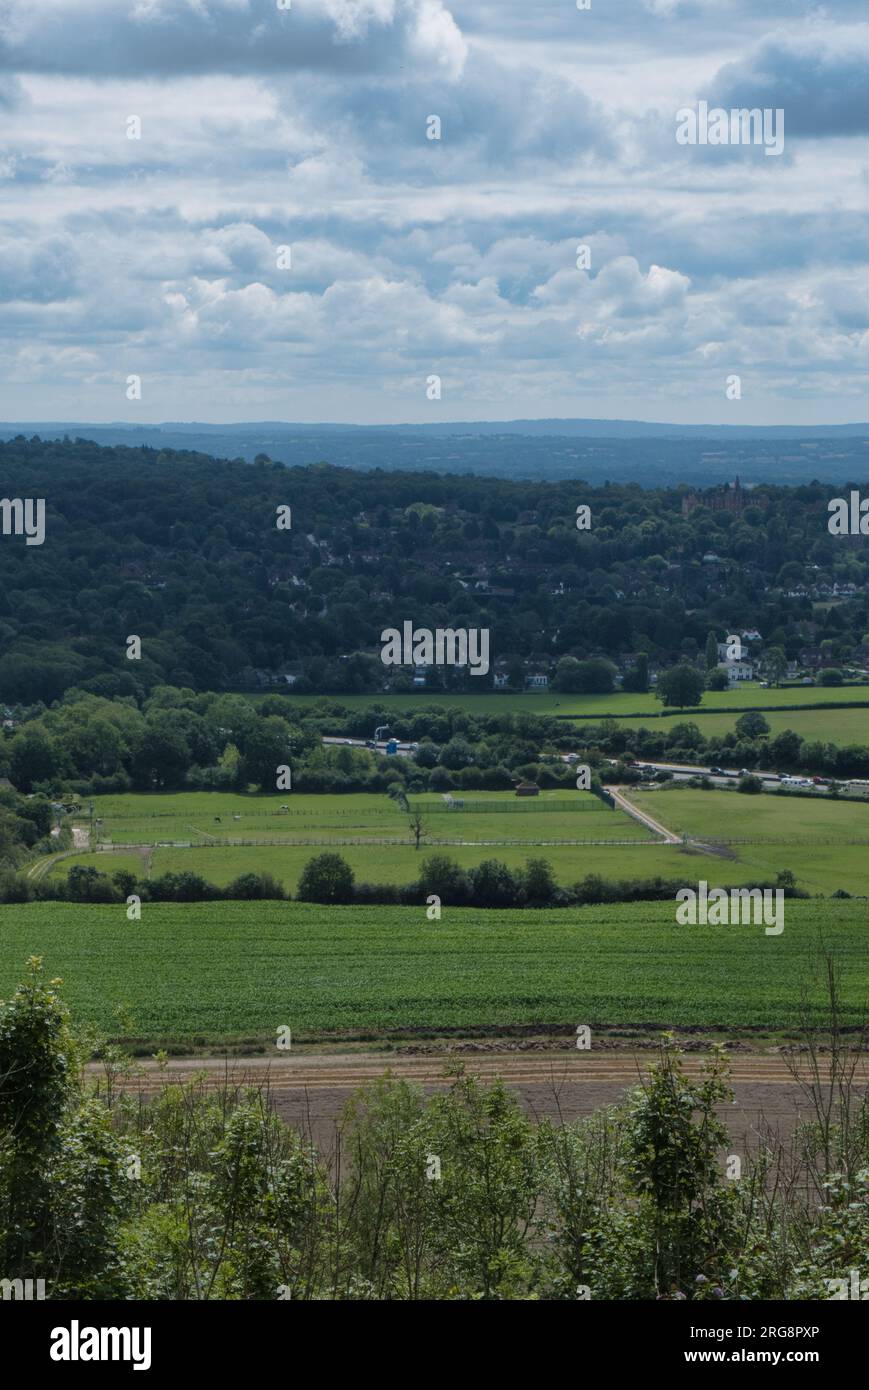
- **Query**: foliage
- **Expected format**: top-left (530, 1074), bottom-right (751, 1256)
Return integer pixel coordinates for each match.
top-left (2, 966), bottom-right (866, 1301)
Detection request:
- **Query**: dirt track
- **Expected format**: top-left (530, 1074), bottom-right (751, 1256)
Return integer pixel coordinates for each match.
top-left (610, 786), bottom-right (681, 842)
top-left (96, 1051), bottom-right (865, 1155)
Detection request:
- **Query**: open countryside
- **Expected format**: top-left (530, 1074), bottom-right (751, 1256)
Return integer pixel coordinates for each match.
top-left (275, 683), bottom-right (869, 747)
top-left (39, 780), bottom-right (869, 897)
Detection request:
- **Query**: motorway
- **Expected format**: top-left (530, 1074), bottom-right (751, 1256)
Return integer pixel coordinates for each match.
top-left (321, 736), bottom-right (851, 798)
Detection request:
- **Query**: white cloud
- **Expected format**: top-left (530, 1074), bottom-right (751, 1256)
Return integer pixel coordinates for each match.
top-left (0, 0), bottom-right (865, 422)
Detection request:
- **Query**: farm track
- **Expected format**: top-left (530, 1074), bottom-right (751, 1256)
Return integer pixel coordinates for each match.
top-left (610, 787), bottom-right (681, 843)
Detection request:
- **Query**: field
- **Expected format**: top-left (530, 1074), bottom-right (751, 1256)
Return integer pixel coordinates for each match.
top-left (48, 789), bottom-right (660, 893)
top-left (608, 706), bottom-right (869, 744)
top-left (275, 684), bottom-right (869, 720)
top-left (274, 684), bottom-right (869, 746)
top-left (42, 784), bottom-right (869, 895)
top-left (629, 786), bottom-right (869, 841)
top-left (625, 786), bottom-right (869, 895)
top-left (74, 789), bottom-right (651, 847)
top-left (54, 841), bottom-right (841, 892)
top-left (0, 900), bottom-right (864, 1048)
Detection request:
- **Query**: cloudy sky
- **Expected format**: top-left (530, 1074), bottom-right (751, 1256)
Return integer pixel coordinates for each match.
top-left (0, 0), bottom-right (867, 425)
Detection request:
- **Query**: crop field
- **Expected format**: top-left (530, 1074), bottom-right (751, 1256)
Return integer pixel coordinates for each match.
top-left (0, 900), bottom-right (864, 1047)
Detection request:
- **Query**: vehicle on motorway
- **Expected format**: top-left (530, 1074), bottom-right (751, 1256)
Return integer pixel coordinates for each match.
top-left (709, 766), bottom-right (725, 776)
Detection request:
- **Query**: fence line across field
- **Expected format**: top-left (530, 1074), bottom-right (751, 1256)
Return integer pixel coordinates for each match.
top-left (93, 832), bottom-right (869, 850)
top-left (89, 799), bottom-right (608, 822)
top-left (97, 836), bottom-right (655, 850)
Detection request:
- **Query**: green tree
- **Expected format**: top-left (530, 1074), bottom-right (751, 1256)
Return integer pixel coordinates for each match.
top-left (759, 646), bottom-right (787, 687)
top-left (735, 711), bottom-right (770, 739)
top-left (521, 857), bottom-right (558, 906)
top-left (624, 1041), bottom-right (733, 1296)
top-left (656, 664), bottom-right (704, 709)
top-left (622, 652), bottom-right (649, 694)
top-left (553, 657), bottom-right (617, 694)
top-left (769, 729), bottom-right (803, 768)
top-left (296, 852), bottom-right (355, 904)
top-left (704, 631), bottom-right (719, 670)
top-left (0, 959), bottom-right (130, 1297)
top-left (9, 729), bottom-right (60, 792)
top-left (416, 853), bottom-right (469, 904)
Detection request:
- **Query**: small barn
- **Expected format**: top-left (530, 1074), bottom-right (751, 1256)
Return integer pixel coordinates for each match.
top-left (515, 782), bottom-right (540, 797)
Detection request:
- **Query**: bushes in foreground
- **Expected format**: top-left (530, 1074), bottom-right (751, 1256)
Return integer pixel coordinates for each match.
top-left (0, 959), bottom-right (866, 1301)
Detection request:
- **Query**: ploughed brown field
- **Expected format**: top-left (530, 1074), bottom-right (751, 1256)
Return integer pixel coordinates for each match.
top-left (92, 1048), bottom-right (867, 1158)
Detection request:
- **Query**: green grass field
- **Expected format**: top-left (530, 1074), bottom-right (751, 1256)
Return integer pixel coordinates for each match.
top-left (275, 684), bottom-right (869, 720)
top-left (53, 840), bottom-right (851, 893)
top-left (626, 787), bottom-right (869, 895)
top-left (607, 706), bottom-right (869, 744)
top-left (0, 900), bottom-right (863, 1046)
top-left (49, 785), bottom-right (869, 896)
top-left (629, 787), bottom-right (869, 841)
top-left (71, 790), bottom-right (651, 850)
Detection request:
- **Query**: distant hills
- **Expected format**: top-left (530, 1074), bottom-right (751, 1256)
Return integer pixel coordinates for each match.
top-left (2, 419), bottom-right (869, 486)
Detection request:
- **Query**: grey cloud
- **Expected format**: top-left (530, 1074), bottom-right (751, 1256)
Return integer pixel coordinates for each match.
top-left (0, 0), bottom-right (466, 79)
top-left (712, 37), bottom-right (869, 138)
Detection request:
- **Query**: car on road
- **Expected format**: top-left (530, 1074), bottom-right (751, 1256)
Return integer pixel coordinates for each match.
top-left (709, 766), bottom-right (725, 776)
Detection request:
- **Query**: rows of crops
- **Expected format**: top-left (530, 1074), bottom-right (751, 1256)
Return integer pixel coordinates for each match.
top-left (0, 900), bottom-right (864, 1046)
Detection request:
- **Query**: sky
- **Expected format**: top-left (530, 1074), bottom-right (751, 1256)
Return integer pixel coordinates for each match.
top-left (0, 0), bottom-right (868, 426)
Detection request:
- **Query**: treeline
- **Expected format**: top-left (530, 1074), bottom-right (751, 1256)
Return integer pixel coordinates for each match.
top-left (7, 687), bottom-right (869, 812)
top-left (1, 961), bottom-right (865, 1300)
top-left (1, 852), bottom-right (809, 908)
top-left (587, 711), bottom-right (869, 781)
top-left (1, 436), bottom-right (867, 703)
top-left (0, 688), bottom-right (583, 797)
top-left (0, 786), bottom-right (56, 863)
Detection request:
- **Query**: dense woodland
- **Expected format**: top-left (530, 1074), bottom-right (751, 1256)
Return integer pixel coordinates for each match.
top-left (1, 436), bottom-right (868, 702)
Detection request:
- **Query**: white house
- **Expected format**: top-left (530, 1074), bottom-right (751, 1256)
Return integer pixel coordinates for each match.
top-left (525, 673), bottom-right (550, 690)
top-left (718, 659), bottom-right (755, 683)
